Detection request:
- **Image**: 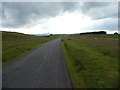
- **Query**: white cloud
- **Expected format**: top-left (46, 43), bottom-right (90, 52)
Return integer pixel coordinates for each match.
top-left (2, 10), bottom-right (118, 34)
top-left (1, 2), bottom-right (118, 34)
top-left (2, 11), bottom-right (93, 34)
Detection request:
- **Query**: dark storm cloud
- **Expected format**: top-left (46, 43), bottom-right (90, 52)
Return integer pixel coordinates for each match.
top-left (2, 2), bottom-right (78, 28)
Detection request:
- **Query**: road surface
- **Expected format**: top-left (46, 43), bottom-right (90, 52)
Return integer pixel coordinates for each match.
top-left (3, 38), bottom-right (72, 88)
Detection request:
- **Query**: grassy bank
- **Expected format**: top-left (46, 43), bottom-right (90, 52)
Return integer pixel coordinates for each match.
top-left (2, 31), bottom-right (56, 65)
top-left (62, 34), bottom-right (118, 88)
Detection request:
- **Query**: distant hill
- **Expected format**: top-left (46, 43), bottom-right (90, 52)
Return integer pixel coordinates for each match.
top-left (30, 33), bottom-right (52, 36)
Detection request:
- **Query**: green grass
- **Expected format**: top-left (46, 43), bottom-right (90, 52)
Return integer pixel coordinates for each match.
top-left (62, 34), bottom-right (118, 88)
top-left (2, 31), bottom-right (56, 65)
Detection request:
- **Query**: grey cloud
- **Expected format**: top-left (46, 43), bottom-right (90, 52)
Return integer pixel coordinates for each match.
top-left (2, 2), bottom-right (118, 29)
top-left (81, 2), bottom-right (110, 11)
top-left (0, 8), bottom-right (1, 20)
top-left (2, 2), bottom-right (78, 28)
top-left (81, 2), bottom-right (118, 19)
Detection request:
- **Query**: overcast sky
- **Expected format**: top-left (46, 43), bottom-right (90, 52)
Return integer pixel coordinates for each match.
top-left (1, 2), bottom-right (118, 34)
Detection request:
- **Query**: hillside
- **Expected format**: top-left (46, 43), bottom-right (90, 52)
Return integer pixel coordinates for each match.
top-left (2, 31), bottom-right (56, 65)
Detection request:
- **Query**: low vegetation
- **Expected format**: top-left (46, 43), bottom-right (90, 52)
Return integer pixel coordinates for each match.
top-left (2, 31), bottom-right (56, 65)
top-left (62, 34), bottom-right (119, 88)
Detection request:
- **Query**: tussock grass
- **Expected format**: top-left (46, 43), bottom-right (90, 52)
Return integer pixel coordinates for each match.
top-left (2, 31), bottom-right (56, 65)
top-left (62, 35), bottom-right (118, 88)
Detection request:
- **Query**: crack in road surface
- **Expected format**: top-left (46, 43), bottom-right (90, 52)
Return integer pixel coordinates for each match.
top-left (3, 38), bottom-right (72, 88)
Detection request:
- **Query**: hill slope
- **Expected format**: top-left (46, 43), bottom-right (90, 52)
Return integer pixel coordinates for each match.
top-left (2, 31), bottom-right (56, 65)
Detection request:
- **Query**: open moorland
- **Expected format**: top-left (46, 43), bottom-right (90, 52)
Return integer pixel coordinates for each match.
top-left (62, 34), bottom-right (119, 88)
top-left (2, 31), bottom-right (119, 88)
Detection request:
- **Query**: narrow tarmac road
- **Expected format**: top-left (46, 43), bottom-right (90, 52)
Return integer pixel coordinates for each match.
top-left (3, 38), bottom-right (72, 88)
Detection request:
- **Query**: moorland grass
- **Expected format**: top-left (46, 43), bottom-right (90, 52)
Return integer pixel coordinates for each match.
top-left (62, 34), bottom-right (118, 88)
top-left (2, 31), bottom-right (56, 65)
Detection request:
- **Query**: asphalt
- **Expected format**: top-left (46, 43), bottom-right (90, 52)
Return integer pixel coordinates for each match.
top-left (2, 38), bottom-right (72, 88)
